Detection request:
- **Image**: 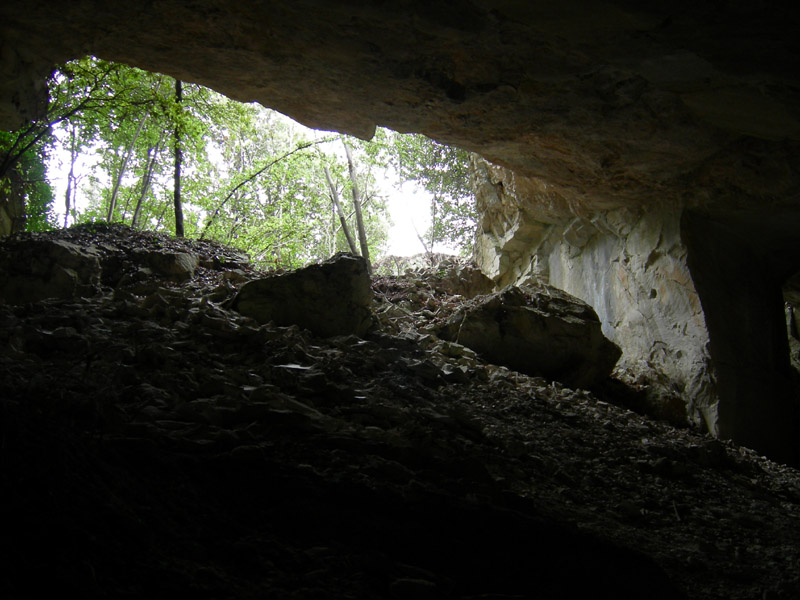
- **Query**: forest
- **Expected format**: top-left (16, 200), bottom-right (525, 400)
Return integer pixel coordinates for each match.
top-left (0, 57), bottom-right (477, 268)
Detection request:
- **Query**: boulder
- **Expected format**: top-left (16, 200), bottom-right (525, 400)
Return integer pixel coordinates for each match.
top-left (438, 283), bottom-right (621, 389)
top-left (230, 253), bottom-right (374, 337)
top-left (133, 248), bottom-right (199, 281)
top-left (0, 238), bottom-right (101, 304)
top-left (375, 254), bottom-right (495, 299)
top-left (430, 262), bottom-right (495, 299)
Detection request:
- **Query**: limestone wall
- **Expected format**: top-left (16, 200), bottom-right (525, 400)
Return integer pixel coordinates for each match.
top-left (472, 158), bottom-right (718, 431)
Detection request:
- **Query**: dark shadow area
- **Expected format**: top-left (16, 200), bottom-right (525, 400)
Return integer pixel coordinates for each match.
top-left (3, 224), bottom-right (800, 600)
top-left (682, 209), bottom-right (800, 465)
top-left (783, 270), bottom-right (800, 380)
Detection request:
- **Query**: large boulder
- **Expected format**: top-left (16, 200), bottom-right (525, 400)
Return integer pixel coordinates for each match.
top-left (438, 283), bottom-right (621, 389)
top-left (427, 261), bottom-right (495, 299)
top-left (132, 248), bottom-right (199, 282)
top-left (0, 237), bottom-right (101, 304)
top-left (230, 253), bottom-right (374, 337)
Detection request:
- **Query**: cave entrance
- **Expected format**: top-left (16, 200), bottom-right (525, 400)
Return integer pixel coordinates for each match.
top-left (2, 57), bottom-right (476, 267)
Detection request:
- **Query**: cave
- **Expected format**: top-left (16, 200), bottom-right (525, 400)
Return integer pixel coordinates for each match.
top-left (2, 2), bottom-right (800, 598)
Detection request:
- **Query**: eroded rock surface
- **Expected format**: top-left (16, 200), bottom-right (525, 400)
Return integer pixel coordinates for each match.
top-left (0, 237), bottom-right (100, 304)
top-left (0, 222), bottom-right (249, 304)
top-left (1, 0), bottom-right (799, 462)
top-left (1, 1), bottom-right (799, 218)
top-left (375, 253), bottom-right (495, 299)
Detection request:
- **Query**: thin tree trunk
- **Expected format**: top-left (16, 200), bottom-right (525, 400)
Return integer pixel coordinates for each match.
top-left (342, 140), bottom-right (371, 274)
top-left (106, 114), bottom-right (148, 222)
top-left (173, 79), bottom-right (184, 238)
top-left (105, 75), bottom-right (169, 223)
top-left (429, 199), bottom-right (437, 255)
top-left (131, 138), bottom-right (163, 229)
top-left (0, 61), bottom-right (118, 183)
top-left (323, 163), bottom-right (358, 255)
top-left (413, 220), bottom-right (431, 256)
top-left (64, 124), bottom-right (78, 228)
top-left (329, 201), bottom-right (336, 256)
top-left (154, 201), bottom-right (168, 230)
top-left (120, 191), bottom-right (133, 223)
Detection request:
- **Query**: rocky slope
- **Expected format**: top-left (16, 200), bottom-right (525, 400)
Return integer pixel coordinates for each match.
top-left (2, 224), bottom-right (800, 599)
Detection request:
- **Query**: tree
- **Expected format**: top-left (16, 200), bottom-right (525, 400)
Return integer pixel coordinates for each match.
top-left (385, 130), bottom-right (477, 255)
top-left (188, 101), bottom-right (389, 269)
top-left (342, 138), bottom-right (371, 273)
top-left (173, 79), bottom-right (184, 237)
top-left (322, 159), bottom-right (359, 256)
top-left (0, 57), bottom-right (124, 233)
top-left (38, 60), bottom-right (216, 233)
top-left (4, 57), bottom-right (395, 267)
top-left (0, 130), bottom-right (55, 234)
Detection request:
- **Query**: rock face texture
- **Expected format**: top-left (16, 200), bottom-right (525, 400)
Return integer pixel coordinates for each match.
top-left (439, 285), bottom-right (620, 389)
top-left (375, 253), bottom-right (495, 298)
top-left (1, 1), bottom-right (798, 195)
top-left (1, 1), bottom-right (799, 459)
top-left (231, 253), bottom-right (374, 337)
top-left (472, 160), bottom-right (714, 426)
top-left (0, 222), bottom-right (249, 304)
top-left (472, 158), bottom-right (800, 463)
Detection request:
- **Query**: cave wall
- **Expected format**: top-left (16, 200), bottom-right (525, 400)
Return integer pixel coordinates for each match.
top-left (474, 158), bottom-right (800, 462)
top-left (2, 1), bottom-right (799, 199)
top-left (1, 0), bottom-right (799, 461)
top-left (473, 159), bottom-right (717, 429)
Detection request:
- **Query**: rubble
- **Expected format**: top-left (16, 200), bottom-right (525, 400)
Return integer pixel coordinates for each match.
top-left (1, 225), bottom-right (799, 600)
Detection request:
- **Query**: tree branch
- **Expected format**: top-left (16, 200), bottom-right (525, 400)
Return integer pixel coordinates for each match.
top-left (200, 136), bottom-right (336, 239)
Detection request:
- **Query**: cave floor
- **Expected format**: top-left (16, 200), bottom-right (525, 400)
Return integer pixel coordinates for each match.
top-left (2, 225), bottom-right (799, 599)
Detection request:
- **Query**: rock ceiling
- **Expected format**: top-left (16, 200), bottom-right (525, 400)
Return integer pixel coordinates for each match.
top-left (1, 0), bottom-right (799, 214)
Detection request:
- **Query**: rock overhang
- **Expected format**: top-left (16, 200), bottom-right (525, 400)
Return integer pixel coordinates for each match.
top-left (1, 0), bottom-right (799, 216)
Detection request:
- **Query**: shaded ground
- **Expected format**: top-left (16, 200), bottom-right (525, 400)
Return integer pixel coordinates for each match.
top-left (2, 224), bottom-right (799, 599)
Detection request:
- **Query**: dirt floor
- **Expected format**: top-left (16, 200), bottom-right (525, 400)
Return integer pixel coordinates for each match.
top-left (2, 224), bottom-right (799, 599)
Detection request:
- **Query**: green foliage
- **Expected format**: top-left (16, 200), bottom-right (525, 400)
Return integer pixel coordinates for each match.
top-left (36, 57), bottom-right (392, 267)
top-left (0, 130), bottom-right (55, 232)
top-left (18, 147), bottom-right (56, 232)
top-left (384, 130), bottom-right (477, 254)
top-left (4, 56), bottom-right (476, 264)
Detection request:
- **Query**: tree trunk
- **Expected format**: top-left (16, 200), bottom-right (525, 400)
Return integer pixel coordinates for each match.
top-left (64, 124), bottom-right (78, 228)
top-left (323, 163), bottom-right (358, 255)
top-left (429, 198), bottom-right (437, 256)
top-left (342, 140), bottom-right (371, 274)
top-left (173, 79), bottom-right (185, 238)
top-left (131, 137), bottom-right (163, 229)
top-left (107, 114), bottom-right (148, 222)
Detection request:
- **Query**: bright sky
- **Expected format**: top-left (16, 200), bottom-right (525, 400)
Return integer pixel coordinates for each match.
top-left (384, 182), bottom-right (431, 256)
